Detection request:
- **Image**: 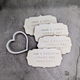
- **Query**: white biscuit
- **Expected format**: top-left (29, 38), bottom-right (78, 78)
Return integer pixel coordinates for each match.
top-left (34, 23), bottom-right (69, 41)
top-left (26, 49), bottom-right (62, 67)
top-left (24, 15), bottom-right (57, 35)
top-left (38, 36), bottom-right (72, 54)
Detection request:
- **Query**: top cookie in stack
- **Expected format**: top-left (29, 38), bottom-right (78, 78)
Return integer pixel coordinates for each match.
top-left (24, 15), bottom-right (57, 35)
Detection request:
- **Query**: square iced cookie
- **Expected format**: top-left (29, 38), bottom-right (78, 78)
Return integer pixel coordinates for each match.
top-left (34, 23), bottom-right (69, 41)
top-left (24, 15), bottom-right (57, 35)
top-left (26, 49), bottom-right (62, 67)
top-left (38, 36), bottom-right (72, 54)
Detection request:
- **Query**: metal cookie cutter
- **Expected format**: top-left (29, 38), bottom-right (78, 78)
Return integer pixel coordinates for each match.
top-left (6, 31), bottom-right (28, 54)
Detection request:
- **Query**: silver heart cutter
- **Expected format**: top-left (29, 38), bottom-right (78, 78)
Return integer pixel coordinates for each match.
top-left (6, 31), bottom-right (28, 54)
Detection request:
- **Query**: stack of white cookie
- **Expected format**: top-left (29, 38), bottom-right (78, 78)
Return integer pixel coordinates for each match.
top-left (24, 15), bottom-right (72, 68)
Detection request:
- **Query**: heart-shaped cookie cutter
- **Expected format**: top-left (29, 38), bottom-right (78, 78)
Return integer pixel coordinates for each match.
top-left (6, 31), bottom-right (28, 54)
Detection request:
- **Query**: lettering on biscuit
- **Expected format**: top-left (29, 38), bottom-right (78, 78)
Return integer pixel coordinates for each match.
top-left (37, 36), bottom-right (72, 54)
top-left (24, 15), bottom-right (57, 35)
top-left (26, 49), bottom-right (62, 67)
top-left (34, 23), bottom-right (69, 41)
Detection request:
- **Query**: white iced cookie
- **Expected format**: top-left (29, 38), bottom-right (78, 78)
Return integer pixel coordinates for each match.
top-left (26, 49), bottom-right (62, 67)
top-left (34, 23), bottom-right (69, 41)
top-left (24, 15), bottom-right (57, 35)
top-left (38, 36), bottom-right (72, 54)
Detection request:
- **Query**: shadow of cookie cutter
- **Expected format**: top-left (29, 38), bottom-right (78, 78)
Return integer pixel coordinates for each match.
top-left (6, 31), bottom-right (28, 54)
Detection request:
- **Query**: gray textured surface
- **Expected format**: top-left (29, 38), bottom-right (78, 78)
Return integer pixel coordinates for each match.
top-left (0, 0), bottom-right (80, 80)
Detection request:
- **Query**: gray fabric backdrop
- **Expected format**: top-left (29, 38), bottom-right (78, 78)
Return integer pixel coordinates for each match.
top-left (0, 0), bottom-right (80, 80)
